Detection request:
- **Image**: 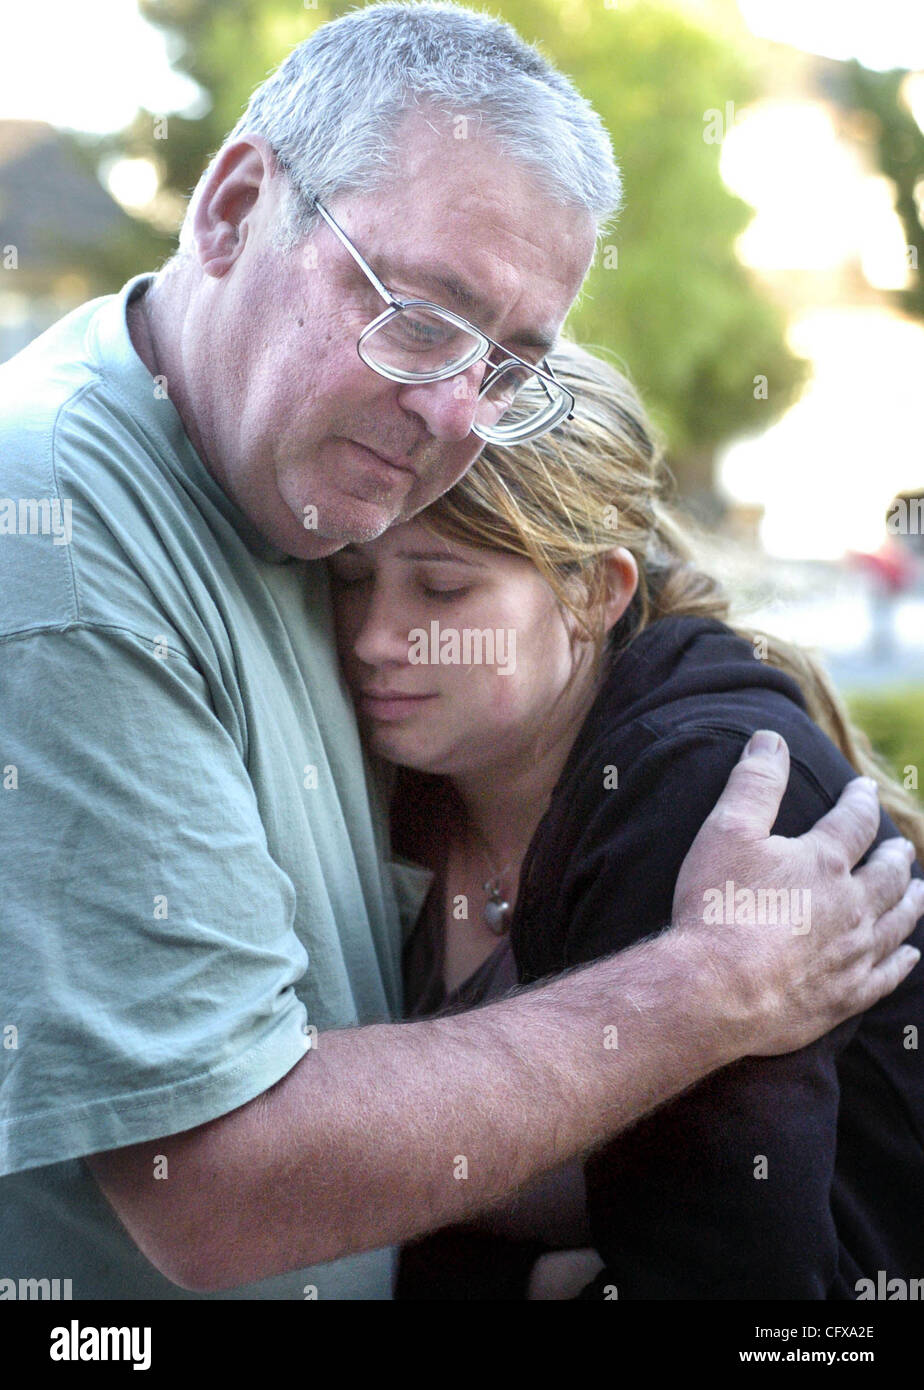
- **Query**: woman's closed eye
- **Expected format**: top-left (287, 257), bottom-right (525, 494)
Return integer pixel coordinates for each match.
top-left (414, 565), bottom-right (475, 600)
top-left (420, 580), bottom-right (471, 600)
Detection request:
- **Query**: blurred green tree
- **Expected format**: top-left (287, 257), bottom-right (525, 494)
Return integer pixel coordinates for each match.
top-left (821, 58), bottom-right (924, 322)
top-left (116, 0), bottom-right (313, 220)
top-left (113, 0), bottom-right (811, 501)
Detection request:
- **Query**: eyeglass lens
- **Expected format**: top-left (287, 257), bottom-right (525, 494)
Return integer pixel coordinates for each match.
top-left (361, 306), bottom-right (564, 437)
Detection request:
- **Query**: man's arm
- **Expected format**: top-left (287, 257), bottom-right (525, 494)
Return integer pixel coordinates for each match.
top-left (88, 734), bottom-right (922, 1291)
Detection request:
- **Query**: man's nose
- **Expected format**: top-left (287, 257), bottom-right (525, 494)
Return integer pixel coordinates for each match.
top-left (395, 364), bottom-right (484, 442)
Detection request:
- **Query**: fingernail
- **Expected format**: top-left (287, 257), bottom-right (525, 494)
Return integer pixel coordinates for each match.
top-left (745, 730), bottom-right (782, 757)
top-left (854, 777), bottom-right (879, 795)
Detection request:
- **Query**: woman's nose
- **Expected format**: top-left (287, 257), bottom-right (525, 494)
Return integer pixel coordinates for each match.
top-left (350, 583), bottom-right (414, 669)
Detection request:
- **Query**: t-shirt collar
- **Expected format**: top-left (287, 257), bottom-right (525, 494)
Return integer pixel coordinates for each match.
top-left (91, 271), bottom-right (295, 565)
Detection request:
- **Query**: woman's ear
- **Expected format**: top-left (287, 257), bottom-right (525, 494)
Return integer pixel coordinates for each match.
top-left (600, 547), bottom-right (639, 634)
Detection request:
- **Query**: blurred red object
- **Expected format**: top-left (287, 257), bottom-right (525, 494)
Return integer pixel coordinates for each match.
top-left (848, 540), bottom-right (918, 594)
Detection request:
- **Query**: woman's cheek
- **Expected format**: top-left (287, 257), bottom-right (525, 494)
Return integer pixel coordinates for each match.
top-left (483, 664), bottom-right (524, 723)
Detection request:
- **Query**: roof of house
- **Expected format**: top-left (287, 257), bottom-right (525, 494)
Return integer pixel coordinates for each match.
top-left (0, 119), bottom-right (136, 268)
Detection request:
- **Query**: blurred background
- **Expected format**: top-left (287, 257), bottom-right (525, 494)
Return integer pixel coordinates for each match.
top-left (1, 0), bottom-right (921, 794)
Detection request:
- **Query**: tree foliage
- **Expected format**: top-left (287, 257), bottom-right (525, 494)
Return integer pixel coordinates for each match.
top-left (822, 58), bottom-right (924, 322)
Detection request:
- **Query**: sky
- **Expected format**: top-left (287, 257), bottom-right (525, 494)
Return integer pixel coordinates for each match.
top-left (738, 0), bottom-right (924, 72)
top-left (0, 0), bottom-right (202, 133)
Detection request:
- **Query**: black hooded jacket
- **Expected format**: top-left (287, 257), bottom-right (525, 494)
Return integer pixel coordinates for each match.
top-left (508, 615), bottom-right (924, 1300)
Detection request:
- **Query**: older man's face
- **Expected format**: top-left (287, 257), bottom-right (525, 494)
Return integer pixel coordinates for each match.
top-left (197, 116), bottom-right (596, 559)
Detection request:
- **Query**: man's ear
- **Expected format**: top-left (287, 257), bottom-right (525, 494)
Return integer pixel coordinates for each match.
top-left (192, 134), bottom-right (282, 278)
top-left (600, 547), bottom-right (639, 634)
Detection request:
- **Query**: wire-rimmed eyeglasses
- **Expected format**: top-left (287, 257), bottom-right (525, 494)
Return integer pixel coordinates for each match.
top-left (312, 198), bottom-right (575, 445)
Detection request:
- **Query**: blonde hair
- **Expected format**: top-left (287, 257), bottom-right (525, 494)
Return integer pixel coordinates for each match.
top-left (423, 341), bottom-right (924, 859)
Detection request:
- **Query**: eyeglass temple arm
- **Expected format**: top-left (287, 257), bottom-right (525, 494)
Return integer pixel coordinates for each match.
top-left (543, 357), bottom-right (576, 418)
top-left (312, 200), bottom-right (397, 307)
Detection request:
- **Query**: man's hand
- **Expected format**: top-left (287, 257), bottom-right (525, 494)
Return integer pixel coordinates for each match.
top-left (671, 729), bottom-right (922, 1057)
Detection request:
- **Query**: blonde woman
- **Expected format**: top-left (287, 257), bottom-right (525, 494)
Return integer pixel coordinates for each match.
top-left (328, 342), bottom-right (924, 1300)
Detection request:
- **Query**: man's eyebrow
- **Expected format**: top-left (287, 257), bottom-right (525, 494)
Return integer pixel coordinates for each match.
top-left (374, 254), bottom-right (558, 356)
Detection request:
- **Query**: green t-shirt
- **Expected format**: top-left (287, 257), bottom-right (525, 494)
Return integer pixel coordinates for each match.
top-left (0, 273), bottom-right (429, 1299)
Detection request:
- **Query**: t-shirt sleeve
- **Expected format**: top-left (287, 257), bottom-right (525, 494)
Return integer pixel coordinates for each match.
top-left (0, 623), bottom-right (312, 1177)
top-left (557, 726), bottom-right (857, 1299)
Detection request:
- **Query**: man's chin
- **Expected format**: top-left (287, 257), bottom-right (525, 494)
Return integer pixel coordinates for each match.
top-left (292, 497), bottom-right (412, 555)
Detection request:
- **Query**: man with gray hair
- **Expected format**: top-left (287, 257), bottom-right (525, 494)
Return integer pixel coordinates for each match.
top-left (0, 1), bottom-right (918, 1301)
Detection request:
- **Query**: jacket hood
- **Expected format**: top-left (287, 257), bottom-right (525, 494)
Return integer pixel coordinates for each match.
top-left (581, 614), bottom-right (808, 743)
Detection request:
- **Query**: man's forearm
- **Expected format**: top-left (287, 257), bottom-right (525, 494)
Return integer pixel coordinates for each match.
top-left (95, 929), bottom-right (743, 1290)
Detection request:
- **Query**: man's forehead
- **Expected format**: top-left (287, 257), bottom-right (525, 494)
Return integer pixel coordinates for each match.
top-left (332, 115), bottom-right (595, 350)
top-left (371, 247), bottom-right (560, 354)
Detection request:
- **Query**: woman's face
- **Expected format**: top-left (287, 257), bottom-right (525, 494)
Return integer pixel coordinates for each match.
top-left (328, 517), bottom-right (605, 779)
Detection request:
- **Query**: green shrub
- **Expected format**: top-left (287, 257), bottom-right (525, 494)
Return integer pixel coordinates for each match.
top-left (846, 687), bottom-right (924, 807)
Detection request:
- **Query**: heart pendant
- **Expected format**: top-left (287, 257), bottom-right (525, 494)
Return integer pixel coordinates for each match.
top-left (483, 896), bottom-right (511, 934)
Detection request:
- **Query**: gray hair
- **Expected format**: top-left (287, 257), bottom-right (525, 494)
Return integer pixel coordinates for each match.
top-left (177, 0), bottom-right (622, 256)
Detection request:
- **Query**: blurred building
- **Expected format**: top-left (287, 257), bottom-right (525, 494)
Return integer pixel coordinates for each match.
top-left (0, 120), bottom-right (140, 362)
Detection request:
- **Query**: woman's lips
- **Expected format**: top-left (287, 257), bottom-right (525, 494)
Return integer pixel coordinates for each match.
top-left (358, 690), bottom-right (437, 722)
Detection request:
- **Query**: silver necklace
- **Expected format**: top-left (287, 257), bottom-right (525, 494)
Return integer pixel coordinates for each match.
top-left (464, 825), bottom-right (517, 936)
top-left (482, 870), bottom-right (513, 935)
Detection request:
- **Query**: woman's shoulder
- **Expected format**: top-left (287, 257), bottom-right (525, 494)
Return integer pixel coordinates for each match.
top-left (513, 624), bottom-right (862, 978)
top-left (573, 614), bottom-right (824, 771)
top-left (544, 615), bottom-right (856, 852)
